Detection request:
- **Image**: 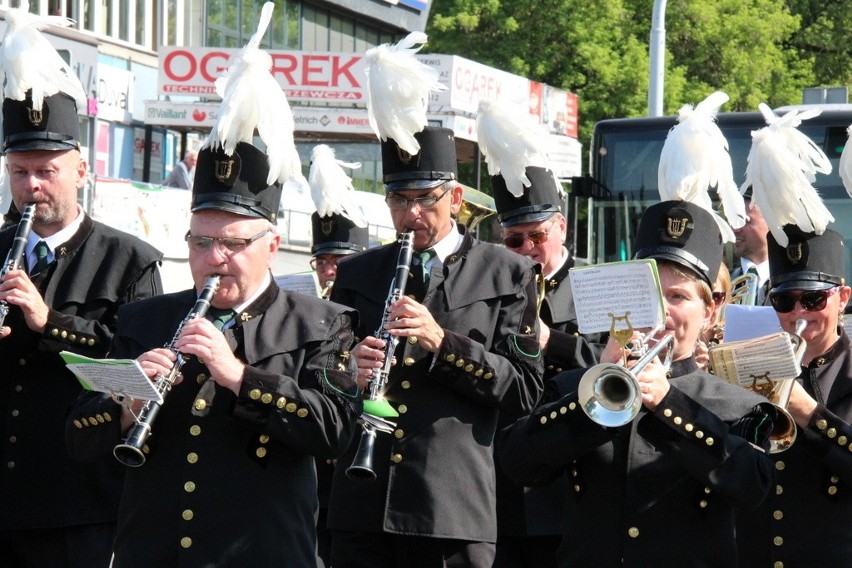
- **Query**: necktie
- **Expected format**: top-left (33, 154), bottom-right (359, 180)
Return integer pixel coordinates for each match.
top-left (193, 306), bottom-right (235, 417)
top-left (408, 249), bottom-right (435, 301)
top-left (207, 307), bottom-right (235, 330)
top-left (31, 241), bottom-right (49, 275)
top-left (417, 249), bottom-right (435, 284)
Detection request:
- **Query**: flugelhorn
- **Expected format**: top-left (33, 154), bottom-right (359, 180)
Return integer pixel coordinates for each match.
top-left (346, 231), bottom-right (414, 481)
top-left (114, 274), bottom-right (222, 467)
top-left (578, 327), bottom-right (674, 427)
top-left (755, 318), bottom-right (807, 454)
top-left (0, 203), bottom-right (36, 330)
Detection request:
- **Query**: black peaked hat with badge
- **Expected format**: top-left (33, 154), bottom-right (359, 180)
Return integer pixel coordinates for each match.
top-left (192, 142), bottom-right (281, 223)
top-left (190, 2), bottom-right (303, 225)
top-left (380, 127), bottom-right (457, 192)
top-left (311, 213), bottom-right (368, 256)
top-left (3, 92), bottom-right (80, 154)
top-left (308, 144), bottom-right (370, 255)
top-left (475, 99), bottom-right (563, 227)
top-left (768, 226), bottom-right (845, 292)
top-left (633, 200), bottom-right (723, 287)
top-left (0, 9), bottom-right (88, 155)
top-left (364, 32), bottom-right (452, 193)
top-left (492, 166), bottom-right (561, 227)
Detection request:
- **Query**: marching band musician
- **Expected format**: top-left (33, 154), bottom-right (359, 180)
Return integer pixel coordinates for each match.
top-left (308, 144), bottom-right (369, 300)
top-left (327, 34), bottom-right (542, 567)
top-left (479, 106), bottom-right (601, 566)
top-left (307, 144), bottom-right (370, 568)
top-left (66, 6), bottom-right (362, 565)
top-left (497, 200), bottom-right (778, 567)
top-left (0, 9), bottom-right (162, 566)
top-left (65, 133), bottom-right (362, 568)
top-left (327, 123), bottom-right (543, 568)
top-left (736, 225), bottom-right (852, 565)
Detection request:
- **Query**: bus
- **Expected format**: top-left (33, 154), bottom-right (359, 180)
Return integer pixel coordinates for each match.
top-left (571, 106), bottom-right (852, 282)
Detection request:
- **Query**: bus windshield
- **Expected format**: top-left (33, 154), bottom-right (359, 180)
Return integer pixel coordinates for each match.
top-left (585, 109), bottom-right (852, 282)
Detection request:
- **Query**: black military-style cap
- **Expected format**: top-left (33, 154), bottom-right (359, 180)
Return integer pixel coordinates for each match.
top-left (493, 166), bottom-right (561, 227)
top-left (633, 200), bottom-right (722, 287)
top-left (2, 91), bottom-right (80, 154)
top-left (768, 225), bottom-right (845, 292)
top-left (311, 212), bottom-right (368, 256)
top-left (381, 126), bottom-right (457, 192)
top-left (191, 142), bottom-right (282, 223)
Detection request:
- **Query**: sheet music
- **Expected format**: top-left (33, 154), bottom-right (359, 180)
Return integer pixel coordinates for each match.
top-left (709, 332), bottom-right (800, 388)
top-left (723, 305), bottom-right (783, 342)
top-left (274, 272), bottom-right (321, 298)
top-left (569, 260), bottom-right (664, 334)
top-left (61, 351), bottom-right (163, 403)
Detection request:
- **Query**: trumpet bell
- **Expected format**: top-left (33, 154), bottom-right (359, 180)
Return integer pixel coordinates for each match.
top-left (769, 405), bottom-right (797, 454)
top-left (577, 363), bottom-right (643, 427)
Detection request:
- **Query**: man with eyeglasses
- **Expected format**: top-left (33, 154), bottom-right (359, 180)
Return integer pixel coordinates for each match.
top-left (310, 213), bottom-right (368, 299)
top-left (736, 225), bottom-right (852, 566)
top-left (66, 139), bottom-right (363, 565)
top-left (327, 126), bottom-right (543, 567)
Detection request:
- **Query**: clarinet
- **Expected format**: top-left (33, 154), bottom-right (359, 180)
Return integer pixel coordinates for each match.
top-left (346, 231), bottom-right (415, 481)
top-left (0, 203), bottom-right (36, 330)
top-left (114, 274), bottom-right (222, 467)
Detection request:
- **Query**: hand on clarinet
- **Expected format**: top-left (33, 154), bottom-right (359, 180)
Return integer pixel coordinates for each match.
top-left (0, 268), bottom-right (49, 335)
top-left (383, 296), bottom-right (444, 353)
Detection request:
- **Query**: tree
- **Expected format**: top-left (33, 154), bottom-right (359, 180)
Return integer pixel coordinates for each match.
top-left (426, 0), bottom-right (835, 146)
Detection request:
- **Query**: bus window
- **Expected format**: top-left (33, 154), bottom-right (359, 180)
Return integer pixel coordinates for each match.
top-left (586, 108), bottom-right (852, 283)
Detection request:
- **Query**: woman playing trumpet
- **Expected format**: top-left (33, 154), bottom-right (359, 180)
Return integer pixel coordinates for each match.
top-left (736, 225), bottom-right (852, 566)
top-left (497, 201), bottom-right (778, 567)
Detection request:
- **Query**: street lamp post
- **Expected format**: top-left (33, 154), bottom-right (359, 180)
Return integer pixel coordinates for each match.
top-left (648, 0), bottom-right (667, 117)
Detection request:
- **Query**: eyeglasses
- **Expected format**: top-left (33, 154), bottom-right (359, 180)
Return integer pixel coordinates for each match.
top-left (502, 221), bottom-right (556, 249)
top-left (310, 256), bottom-right (339, 270)
top-left (769, 287), bottom-right (841, 313)
top-left (185, 229), bottom-right (271, 253)
top-left (385, 187), bottom-right (452, 210)
top-left (712, 291), bottom-right (727, 304)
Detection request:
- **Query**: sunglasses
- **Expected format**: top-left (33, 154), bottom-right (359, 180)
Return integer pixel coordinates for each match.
top-left (502, 221), bottom-right (555, 249)
top-left (712, 291), bottom-right (727, 304)
top-left (769, 286), bottom-right (841, 313)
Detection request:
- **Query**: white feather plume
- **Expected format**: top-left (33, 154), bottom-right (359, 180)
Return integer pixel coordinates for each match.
top-left (308, 145), bottom-right (368, 227)
top-left (840, 124), bottom-right (852, 198)
top-left (203, 2), bottom-right (302, 186)
top-left (364, 32), bottom-right (447, 155)
top-left (740, 103), bottom-right (834, 246)
top-left (0, 0), bottom-right (86, 112)
top-left (475, 98), bottom-right (561, 198)
top-left (657, 91), bottom-right (744, 243)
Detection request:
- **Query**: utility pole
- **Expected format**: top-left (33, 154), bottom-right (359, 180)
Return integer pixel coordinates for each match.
top-left (648, 0), bottom-right (667, 117)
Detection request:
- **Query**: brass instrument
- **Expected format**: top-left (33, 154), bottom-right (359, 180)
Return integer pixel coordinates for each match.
top-left (0, 203), bottom-right (36, 329)
top-left (456, 185), bottom-right (496, 231)
top-left (346, 231), bottom-right (415, 481)
top-left (704, 271), bottom-right (759, 345)
top-left (755, 318), bottom-right (806, 454)
top-left (578, 325), bottom-right (675, 427)
top-left (114, 274), bottom-right (222, 467)
top-left (320, 279), bottom-right (334, 300)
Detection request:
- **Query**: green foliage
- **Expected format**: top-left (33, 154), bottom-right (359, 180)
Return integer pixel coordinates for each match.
top-left (426, 0), bottom-right (849, 151)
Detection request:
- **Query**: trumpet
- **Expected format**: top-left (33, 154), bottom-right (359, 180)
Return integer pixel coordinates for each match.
top-left (0, 203), bottom-right (36, 329)
top-left (578, 328), bottom-right (674, 427)
top-left (113, 274), bottom-right (222, 467)
top-left (320, 280), bottom-right (334, 300)
top-left (346, 231), bottom-right (414, 481)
